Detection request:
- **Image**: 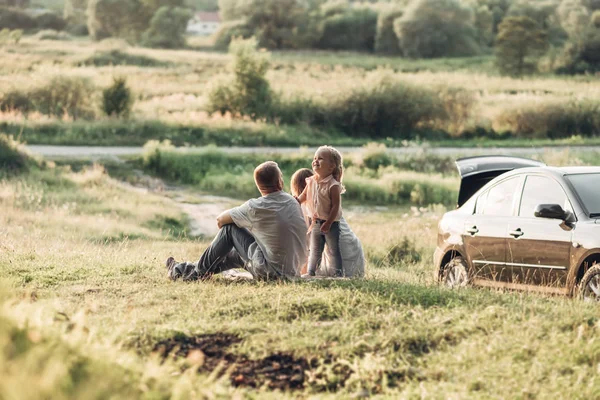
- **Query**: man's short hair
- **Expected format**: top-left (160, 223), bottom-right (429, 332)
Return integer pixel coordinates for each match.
top-left (254, 161), bottom-right (282, 192)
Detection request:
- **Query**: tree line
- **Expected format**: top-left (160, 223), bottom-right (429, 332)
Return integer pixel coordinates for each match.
top-left (1, 0), bottom-right (599, 76)
top-left (215, 0), bottom-right (600, 76)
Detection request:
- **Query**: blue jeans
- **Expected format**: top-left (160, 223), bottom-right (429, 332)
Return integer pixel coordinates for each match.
top-left (187, 224), bottom-right (279, 281)
top-left (307, 219), bottom-right (343, 277)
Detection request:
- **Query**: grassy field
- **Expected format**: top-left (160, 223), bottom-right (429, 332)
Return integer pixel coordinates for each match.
top-left (2, 142), bottom-right (600, 398)
top-left (1, 37), bottom-right (599, 147)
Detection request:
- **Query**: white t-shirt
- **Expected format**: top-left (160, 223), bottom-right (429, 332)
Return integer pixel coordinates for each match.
top-left (229, 191), bottom-right (307, 278)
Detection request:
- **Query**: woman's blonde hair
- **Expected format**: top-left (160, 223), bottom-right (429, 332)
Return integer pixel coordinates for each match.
top-left (290, 168), bottom-right (314, 197)
top-left (317, 145), bottom-right (346, 193)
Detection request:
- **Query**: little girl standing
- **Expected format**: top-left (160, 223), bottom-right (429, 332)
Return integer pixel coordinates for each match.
top-left (296, 145), bottom-right (345, 277)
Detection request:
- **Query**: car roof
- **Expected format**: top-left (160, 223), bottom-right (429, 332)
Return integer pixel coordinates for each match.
top-left (506, 166), bottom-right (600, 177)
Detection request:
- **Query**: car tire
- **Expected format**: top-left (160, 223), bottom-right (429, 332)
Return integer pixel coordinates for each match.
top-left (578, 263), bottom-right (600, 302)
top-left (441, 256), bottom-right (469, 289)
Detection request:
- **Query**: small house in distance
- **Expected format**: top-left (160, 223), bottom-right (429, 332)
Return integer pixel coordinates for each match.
top-left (187, 12), bottom-right (221, 36)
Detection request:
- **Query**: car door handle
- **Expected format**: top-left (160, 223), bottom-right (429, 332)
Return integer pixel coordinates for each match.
top-left (466, 226), bottom-right (479, 235)
top-left (509, 228), bottom-right (524, 238)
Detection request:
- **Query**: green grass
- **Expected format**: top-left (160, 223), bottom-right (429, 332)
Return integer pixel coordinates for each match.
top-left (3, 120), bottom-right (370, 147)
top-left (2, 38), bottom-right (600, 147)
top-left (2, 161), bottom-right (600, 398)
top-left (272, 52), bottom-right (497, 73)
top-left (77, 49), bottom-right (174, 68)
top-left (138, 146), bottom-right (460, 206)
top-left (8, 118), bottom-right (600, 148)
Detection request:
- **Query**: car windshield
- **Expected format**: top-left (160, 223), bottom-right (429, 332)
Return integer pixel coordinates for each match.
top-left (566, 173), bottom-right (600, 217)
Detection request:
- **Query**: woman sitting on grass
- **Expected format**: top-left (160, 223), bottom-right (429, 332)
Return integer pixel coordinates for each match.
top-left (291, 167), bottom-right (365, 278)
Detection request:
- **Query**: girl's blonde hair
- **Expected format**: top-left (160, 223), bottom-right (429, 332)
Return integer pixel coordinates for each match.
top-left (317, 145), bottom-right (346, 193)
top-left (290, 168), bottom-right (314, 197)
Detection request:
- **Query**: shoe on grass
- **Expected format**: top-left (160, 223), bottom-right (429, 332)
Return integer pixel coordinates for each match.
top-left (166, 256), bottom-right (182, 281)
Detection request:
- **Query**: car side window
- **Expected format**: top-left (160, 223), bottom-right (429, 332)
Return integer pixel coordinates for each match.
top-left (519, 175), bottom-right (568, 218)
top-left (475, 190), bottom-right (488, 214)
top-left (481, 177), bottom-right (520, 216)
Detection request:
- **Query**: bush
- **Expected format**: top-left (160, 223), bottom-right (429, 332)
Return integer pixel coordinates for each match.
top-left (27, 76), bottom-right (96, 119)
top-left (394, 0), bottom-right (481, 58)
top-left (267, 75), bottom-right (452, 139)
top-left (344, 169), bottom-right (458, 206)
top-left (317, 8), bottom-right (378, 52)
top-left (35, 12), bottom-right (66, 31)
top-left (0, 88), bottom-right (33, 112)
top-left (66, 22), bottom-right (89, 36)
top-left (0, 27), bottom-right (22, 44)
top-left (141, 6), bottom-right (192, 49)
top-left (77, 49), bottom-right (170, 67)
top-left (140, 146), bottom-right (458, 206)
top-left (102, 77), bottom-right (133, 117)
top-left (437, 87), bottom-right (477, 136)
top-left (374, 7), bottom-right (403, 55)
top-left (0, 134), bottom-right (33, 174)
top-left (0, 6), bottom-right (36, 30)
top-left (360, 143), bottom-right (395, 170)
top-left (207, 37), bottom-right (274, 120)
top-left (495, 100), bottom-right (600, 138)
top-left (34, 29), bottom-right (72, 40)
top-left (323, 75), bottom-right (446, 138)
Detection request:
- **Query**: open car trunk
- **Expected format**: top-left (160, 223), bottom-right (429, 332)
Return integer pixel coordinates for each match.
top-left (455, 156), bottom-right (546, 207)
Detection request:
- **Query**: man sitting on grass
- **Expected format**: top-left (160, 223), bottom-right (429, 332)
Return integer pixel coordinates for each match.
top-left (166, 161), bottom-right (307, 281)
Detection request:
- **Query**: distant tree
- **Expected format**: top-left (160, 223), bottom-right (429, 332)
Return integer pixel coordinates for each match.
top-left (473, 5), bottom-right (494, 46)
top-left (318, 7), bottom-right (378, 52)
top-left (394, 0), bottom-right (480, 58)
top-left (187, 0), bottom-right (219, 11)
top-left (495, 16), bottom-right (549, 76)
top-left (64, 0), bottom-right (87, 19)
top-left (374, 6), bottom-right (403, 54)
top-left (554, 9), bottom-right (600, 74)
top-left (217, 0), bottom-right (311, 49)
top-left (86, 0), bottom-right (143, 41)
top-left (218, 0), bottom-right (244, 21)
top-left (507, 0), bottom-right (567, 45)
top-left (213, 19), bottom-right (252, 50)
top-left (465, 0), bottom-right (511, 34)
top-left (0, 0), bottom-right (29, 8)
top-left (242, 0), bottom-right (308, 49)
top-left (141, 6), bottom-right (191, 48)
top-left (0, 7), bottom-right (36, 30)
top-left (558, 0), bottom-right (591, 40)
top-left (36, 12), bottom-right (67, 31)
top-left (593, 9), bottom-right (600, 26)
top-left (320, 0), bottom-right (348, 18)
top-left (87, 0), bottom-right (186, 42)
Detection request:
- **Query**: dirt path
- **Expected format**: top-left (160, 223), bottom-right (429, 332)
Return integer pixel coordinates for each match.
top-left (174, 194), bottom-right (239, 237)
top-left (117, 170), bottom-right (238, 238)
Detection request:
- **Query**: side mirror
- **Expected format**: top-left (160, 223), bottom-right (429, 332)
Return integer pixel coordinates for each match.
top-left (534, 204), bottom-right (571, 221)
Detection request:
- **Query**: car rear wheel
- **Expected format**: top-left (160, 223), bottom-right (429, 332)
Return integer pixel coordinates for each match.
top-left (441, 256), bottom-right (468, 289)
top-left (579, 264), bottom-right (600, 302)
